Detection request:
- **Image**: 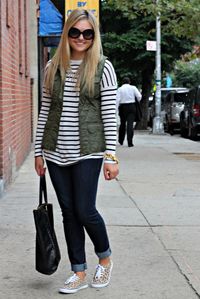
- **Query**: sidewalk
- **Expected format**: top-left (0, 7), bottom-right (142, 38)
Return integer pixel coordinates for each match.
top-left (1, 132), bottom-right (200, 299)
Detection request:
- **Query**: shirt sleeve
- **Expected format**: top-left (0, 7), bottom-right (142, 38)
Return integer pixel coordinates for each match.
top-left (133, 86), bottom-right (142, 101)
top-left (100, 60), bottom-right (118, 163)
top-left (34, 86), bottom-right (52, 157)
top-left (116, 88), bottom-right (121, 108)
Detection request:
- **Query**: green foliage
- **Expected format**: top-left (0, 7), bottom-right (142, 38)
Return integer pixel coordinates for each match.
top-left (173, 60), bottom-right (200, 88)
top-left (101, 3), bottom-right (156, 84)
top-left (107, 0), bottom-right (200, 41)
top-left (101, 0), bottom-right (197, 128)
top-left (101, 1), bottom-right (193, 84)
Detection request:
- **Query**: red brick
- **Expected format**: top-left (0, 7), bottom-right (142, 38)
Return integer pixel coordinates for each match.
top-left (0, 0), bottom-right (31, 187)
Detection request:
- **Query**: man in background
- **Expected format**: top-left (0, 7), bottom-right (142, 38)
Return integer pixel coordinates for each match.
top-left (117, 77), bottom-right (142, 147)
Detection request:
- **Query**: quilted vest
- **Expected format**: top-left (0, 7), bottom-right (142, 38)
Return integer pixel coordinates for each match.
top-left (42, 56), bottom-right (106, 155)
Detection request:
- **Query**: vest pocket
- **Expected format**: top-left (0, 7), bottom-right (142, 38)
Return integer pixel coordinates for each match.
top-left (80, 124), bottom-right (105, 154)
top-left (88, 123), bottom-right (105, 152)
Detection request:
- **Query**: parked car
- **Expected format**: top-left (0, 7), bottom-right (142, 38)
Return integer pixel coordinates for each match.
top-left (180, 85), bottom-right (200, 139)
top-left (148, 88), bottom-right (175, 127)
top-left (148, 87), bottom-right (188, 129)
top-left (164, 88), bottom-right (189, 134)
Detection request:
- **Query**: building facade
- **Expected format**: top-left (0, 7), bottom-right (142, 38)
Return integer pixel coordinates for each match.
top-left (0, 0), bottom-right (34, 193)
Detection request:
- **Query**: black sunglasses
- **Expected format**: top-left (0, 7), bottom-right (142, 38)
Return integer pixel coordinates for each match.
top-left (68, 27), bottom-right (95, 40)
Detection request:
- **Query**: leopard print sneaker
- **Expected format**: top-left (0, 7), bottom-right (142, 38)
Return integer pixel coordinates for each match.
top-left (91, 260), bottom-right (113, 288)
top-left (59, 273), bottom-right (88, 294)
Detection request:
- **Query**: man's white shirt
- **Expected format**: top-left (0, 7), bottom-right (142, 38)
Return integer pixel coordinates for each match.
top-left (116, 84), bottom-right (142, 108)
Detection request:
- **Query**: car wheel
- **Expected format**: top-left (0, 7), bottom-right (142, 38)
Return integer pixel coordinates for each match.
top-left (180, 126), bottom-right (188, 138)
top-left (165, 116), bottom-right (170, 133)
top-left (189, 124), bottom-right (197, 140)
top-left (169, 124), bottom-right (174, 135)
top-left (180, 120), bottom-right (188, 138)
top-left (149, 116), bottom-right (153, 128)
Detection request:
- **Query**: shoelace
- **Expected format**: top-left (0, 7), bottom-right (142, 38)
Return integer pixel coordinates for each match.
top-left (65, 274), bottom-right (79, 284)
top-left (94, 264), bottom-right (105, 279)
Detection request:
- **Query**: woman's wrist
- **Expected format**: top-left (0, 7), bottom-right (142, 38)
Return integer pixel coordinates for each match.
top-left (104, 153), bottom-right (119, 164)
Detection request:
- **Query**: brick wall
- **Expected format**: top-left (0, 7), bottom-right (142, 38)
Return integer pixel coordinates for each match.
top-left (0, 0), bottom-right (31, 189)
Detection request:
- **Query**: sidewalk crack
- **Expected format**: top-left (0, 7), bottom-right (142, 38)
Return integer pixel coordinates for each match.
top-left (116, 178), bottom-right (200, 298)
top-left (116, 178), bottom-right (151, 227)
top-left (152, 228), bottom-right (200, 298)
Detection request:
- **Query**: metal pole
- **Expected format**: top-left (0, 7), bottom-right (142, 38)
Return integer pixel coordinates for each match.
top-left (153, 0), bottom-right (164, 134)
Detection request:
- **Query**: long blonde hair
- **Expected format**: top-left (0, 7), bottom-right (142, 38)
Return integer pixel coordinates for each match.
top-left (44, 9), bottom-right (102, 96)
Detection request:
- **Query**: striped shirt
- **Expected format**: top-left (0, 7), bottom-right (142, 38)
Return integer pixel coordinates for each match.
top-left (34, 59), bottom-right (117, 166)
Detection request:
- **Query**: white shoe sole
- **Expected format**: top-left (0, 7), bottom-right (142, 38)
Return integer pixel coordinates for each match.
top-left (59, 284), bottom-right (88, 294)
top-left (91, 282), bottom-right (110, 288)
top-left (91, 261), bottom-right (113, 288)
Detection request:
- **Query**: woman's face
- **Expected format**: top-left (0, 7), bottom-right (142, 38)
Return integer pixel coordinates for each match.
top-left (68, 19), bottom-right (94, 59)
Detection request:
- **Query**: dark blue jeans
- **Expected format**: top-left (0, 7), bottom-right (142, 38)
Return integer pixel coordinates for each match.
top-left (46, 158), bottom-right (111, 272)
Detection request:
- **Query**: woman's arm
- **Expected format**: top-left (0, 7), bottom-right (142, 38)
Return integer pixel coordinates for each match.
top-left (34, 87), bottom-right (52, 156)
top-left (100, 60), bottom-right (119, 180)
top-left (34, 86), bottom-right (52, 175)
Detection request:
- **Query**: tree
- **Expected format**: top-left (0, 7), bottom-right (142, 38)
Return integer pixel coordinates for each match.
top-left (173, 46), bottom-right (200, 87)
top-left (173, 60), bottom-right (200, 88)
top-left (107, 0), bottom-right (200, 41)
top-left (101, 0), bottom-right (195, 128)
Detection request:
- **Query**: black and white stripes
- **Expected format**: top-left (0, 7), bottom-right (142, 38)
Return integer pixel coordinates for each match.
top-left (35, 59), bottom-right (117, 166)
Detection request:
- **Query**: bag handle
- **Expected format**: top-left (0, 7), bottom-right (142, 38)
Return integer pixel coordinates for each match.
top-left (39, 175), bottom-right (48, 205)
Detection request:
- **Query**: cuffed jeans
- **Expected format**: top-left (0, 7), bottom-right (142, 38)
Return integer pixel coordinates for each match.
top-left (46, 158), bottom-right (111, 272)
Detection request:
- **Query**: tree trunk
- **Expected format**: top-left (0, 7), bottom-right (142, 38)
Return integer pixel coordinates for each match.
top-left (137, 69), bottom-right (154, 130)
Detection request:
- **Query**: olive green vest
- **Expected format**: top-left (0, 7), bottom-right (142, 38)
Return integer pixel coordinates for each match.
top-left (42, 56), bottom-right (106, 155)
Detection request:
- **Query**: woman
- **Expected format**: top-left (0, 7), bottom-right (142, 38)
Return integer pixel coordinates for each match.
top-left (35, 9), bottom-right (118, 294)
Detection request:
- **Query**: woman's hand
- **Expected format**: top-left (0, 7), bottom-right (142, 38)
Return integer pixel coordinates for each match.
top-left (35, 156), bottom-right (46, 176)
top-left (103, 163), bottom-right (119, 180)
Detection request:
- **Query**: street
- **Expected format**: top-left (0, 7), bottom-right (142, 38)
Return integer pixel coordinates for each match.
top-left (1, 131), bottom-right (200, 299)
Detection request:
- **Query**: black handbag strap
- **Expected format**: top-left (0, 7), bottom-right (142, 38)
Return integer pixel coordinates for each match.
top-left (39, 175), bottom-right (48, 205)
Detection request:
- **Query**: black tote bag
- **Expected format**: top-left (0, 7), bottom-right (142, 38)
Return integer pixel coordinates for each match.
top-left (33, 175), bottom-right (61, 275)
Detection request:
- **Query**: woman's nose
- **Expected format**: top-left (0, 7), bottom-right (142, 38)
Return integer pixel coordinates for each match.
top-left (78, 33), bottom-right (84, 40)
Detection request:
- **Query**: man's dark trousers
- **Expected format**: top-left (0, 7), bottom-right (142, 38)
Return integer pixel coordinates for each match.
top-left (118, 102), bottom-right (136, 147)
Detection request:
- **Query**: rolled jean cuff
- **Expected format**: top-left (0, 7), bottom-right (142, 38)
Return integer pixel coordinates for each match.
top-left (96, 248), bottom-right (112, 259)
top-left (71, 263), bottom-right (87, 272)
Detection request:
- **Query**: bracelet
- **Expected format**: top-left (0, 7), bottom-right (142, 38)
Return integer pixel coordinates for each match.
top-left (104, 153), bottom-right (119, 164)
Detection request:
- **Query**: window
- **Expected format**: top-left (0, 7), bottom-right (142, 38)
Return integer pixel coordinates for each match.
top-left (6, 0), bottom-right (12, 28)
top-left (24, 0), bottom-right (29, 77)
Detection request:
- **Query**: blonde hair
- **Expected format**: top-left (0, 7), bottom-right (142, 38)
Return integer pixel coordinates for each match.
top-left (44, 9), bottom-right (102, 96)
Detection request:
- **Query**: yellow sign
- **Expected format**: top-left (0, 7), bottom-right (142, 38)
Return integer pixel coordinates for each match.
top-left (65, 0), bottom-right (99, 22)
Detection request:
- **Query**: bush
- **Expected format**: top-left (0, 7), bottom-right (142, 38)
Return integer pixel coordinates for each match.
top-left (173, 60), bottom-right (200, 88)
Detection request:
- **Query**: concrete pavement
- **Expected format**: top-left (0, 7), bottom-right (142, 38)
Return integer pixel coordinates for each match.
top-left (1, 132), bottom-right (200, 299)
